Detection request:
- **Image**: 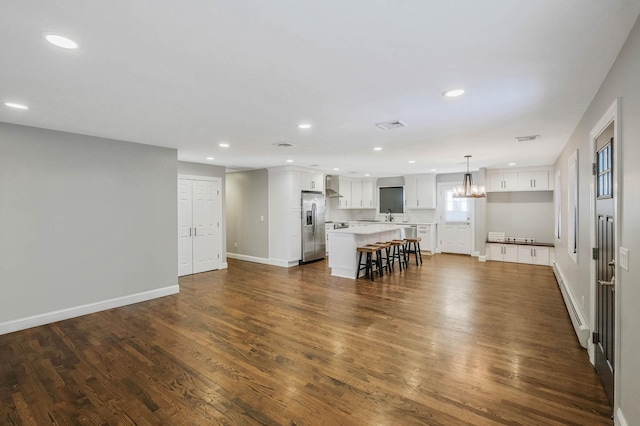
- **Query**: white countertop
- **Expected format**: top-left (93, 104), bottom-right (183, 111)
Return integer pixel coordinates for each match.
top-left (326, 224), bottom-right (404, 235)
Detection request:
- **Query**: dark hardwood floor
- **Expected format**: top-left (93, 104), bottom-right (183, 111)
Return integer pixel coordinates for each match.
top-left (0, 255), bottom-right (611, 425)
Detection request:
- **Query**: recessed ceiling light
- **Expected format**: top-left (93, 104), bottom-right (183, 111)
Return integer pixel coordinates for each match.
top-left (206, 157), bottom-right (214, 161)
top-left (298, 123), bottom-right (311, 129)
top-left (443, 88), bottom-right (465, 98)
top-left (333, 168), bottom-right (339, 171)
top-left (373, 147), bottom-right (382, 151)
top-left (4, 102), bottom-right (29, 110)
top-left (364, 174), bottom-right (370, 177)
top-left (408, 160), bottom-right (416, 164)
top-left (508, 162), bottom-right (517, 166)
top-left (286, 159), bottom-right (294, 163)
top-left (44, 34), bottom-right (79, 49)
top-left (219, 142), bottom-right (229, 148)
top-left (430, 169), bottom-right (437, 172)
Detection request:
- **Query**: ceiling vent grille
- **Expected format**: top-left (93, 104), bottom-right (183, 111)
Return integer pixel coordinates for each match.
top-left (274, 141), bottom-right (296, 147)
top-left (515, 135), bottom-right (540, 142)
top-left (375, 120), bottom-right (406, 130)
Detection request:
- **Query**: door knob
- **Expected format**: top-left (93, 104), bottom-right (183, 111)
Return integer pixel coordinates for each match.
top-left (598, 276), bottom-right (615, 290)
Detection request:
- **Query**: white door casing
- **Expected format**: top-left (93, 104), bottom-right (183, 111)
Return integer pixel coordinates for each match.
top-left (178, 179), bottom-right (194, 276)
top-left (437, 183), bottom-right (473, 255)
top-left (178, 177), bottom-right (222, 276)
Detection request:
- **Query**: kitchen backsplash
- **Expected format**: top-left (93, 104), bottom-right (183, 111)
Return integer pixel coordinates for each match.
top-left (326, 206), bottom-right (435, 223)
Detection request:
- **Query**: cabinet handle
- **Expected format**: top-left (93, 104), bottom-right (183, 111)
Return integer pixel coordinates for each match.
top-left (533, 179), bottom-right (536, 188)
top-left (194, 228), bottom-right (197, 236)
top-left (189, 228), bottom-right (192, 237)
top-left (417, 199), bottom-right (420, 206)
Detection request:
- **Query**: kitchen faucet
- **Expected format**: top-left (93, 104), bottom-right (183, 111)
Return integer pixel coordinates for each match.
top-left (386, 209), bottom-right (393, 222)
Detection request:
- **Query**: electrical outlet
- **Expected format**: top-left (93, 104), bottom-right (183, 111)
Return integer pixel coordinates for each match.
top-left (260, 215), bottom-right (264, 221)
top-left (234, 242), bottom-right (237, 248)
top-left (620, 247), bottom-right (629, 271)
top-left (581, 296), bottom-right (585, 310)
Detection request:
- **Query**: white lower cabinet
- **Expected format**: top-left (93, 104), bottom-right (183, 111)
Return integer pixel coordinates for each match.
top-left (487, 243), bottom-right (552, 265)
top-left (417, 224), bottom-right (436, 252)
top-left (517, 246), bottom-right (550, 265)
top-left (488, 244), bottom-right (518, 263)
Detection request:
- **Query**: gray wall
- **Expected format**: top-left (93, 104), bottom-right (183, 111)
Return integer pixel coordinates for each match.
top-left (0, 122), bottom-right (177, 324)
top-left (178, 161), bottom-right (227, 263)
top-left (554, 15), bottom-right (640, 423)
top-left (486, 192), bottom-right (554, 242)
top-left (226, 169), bottom-right (269, 259)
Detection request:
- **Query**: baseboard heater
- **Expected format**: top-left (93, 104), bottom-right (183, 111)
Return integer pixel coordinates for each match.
top-left (552, 262), bottom-right (589, 348)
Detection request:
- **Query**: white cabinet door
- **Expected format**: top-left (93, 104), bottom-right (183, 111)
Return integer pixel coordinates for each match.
top-left (517, 171), bottom-right (549, 191)
top-left (504, 245), bottom-right (519, 263)
top-left (351, 180), bottom-right (363, 208)
top-left (361, 180), bottom-right (374, 208)
top-left (404, 176), bottom-right (418, 208)
top-left (178, 178), bottom-right (221, 276)
top-left (301, 172), bottom-right (324, 192)
top-left (338, 178), bottom-right (352, 208)
top-left (488, 244), bottom-right (503, 261)
top-left (416, 174), bottom-right (436, 208)
top-left (488, 172), bottom-right (518, 191)
top-left (178, 179), bottom-right (193, 276)
top-left (533, 247), bottom-right (550, 265)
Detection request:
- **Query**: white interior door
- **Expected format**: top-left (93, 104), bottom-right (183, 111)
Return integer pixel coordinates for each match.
top-left (192, 180), bottom-right (220, 274)
top-left (439, 184), bottom-right (473, 255)
top-left (178, 179), bottom-right (193, 276)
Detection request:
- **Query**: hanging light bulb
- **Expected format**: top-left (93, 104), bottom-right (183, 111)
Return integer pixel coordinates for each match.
top-left (453, 155), bottom-right (486, 198)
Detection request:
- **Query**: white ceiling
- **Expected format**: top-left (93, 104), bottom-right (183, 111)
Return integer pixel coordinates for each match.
top-left (1, 1), bottom-right (639, 176)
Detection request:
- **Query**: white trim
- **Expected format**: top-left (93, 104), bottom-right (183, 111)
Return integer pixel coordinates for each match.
top-left (553, 262), bottom-right (589, 348)
top-left (177, 174), bottom-right (219, 181)
top-left (227, 252), bottom-right (271, 265)
top-left (471, 250), bottom-right (480, 257)
top-left (270, 259), bottom-right (300, 268)
top-left (588, 98), bottom-right (621, 409)
top-left (478, 255), bottom-right (487, 262)
top-left (0, 285), bottom-right (179, 335)
top-left (221, 262), bottom-right (229, 269)
top-left (615, 407), bottom-right (628, 426)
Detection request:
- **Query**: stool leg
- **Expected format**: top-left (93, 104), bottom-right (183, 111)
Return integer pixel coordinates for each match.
top-left (356, 251), bottom-right (363, 279)
top-left (417, 241), bottom-right (423, 265)
top-left (367, 252), bottom-right (373, 281)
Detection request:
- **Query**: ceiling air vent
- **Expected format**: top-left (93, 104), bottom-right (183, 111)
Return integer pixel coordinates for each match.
top-left (515, 135), bottom-right (540, 142)
top-left (274, 141), bottom-right (296, 147)
top-left (375, 120), bottom-right (406, 130)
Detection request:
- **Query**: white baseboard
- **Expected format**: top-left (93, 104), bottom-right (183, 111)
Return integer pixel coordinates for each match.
top-left (0, 284), bottom-right (179, 335)
top-left (227, 252), bottom-right (270, 265)
top-left (478, 255), bottom-right (487, 262)
top-left (472, 250), bottom-right (480, 257)
top-left (615, 407), bottom-right (628, 426)
top-left (221, 262), bottom-right (229, 269)
top-left (269, 259), bottom-right (300, 268)
top-left (552, 262), bottom-right (590, 348)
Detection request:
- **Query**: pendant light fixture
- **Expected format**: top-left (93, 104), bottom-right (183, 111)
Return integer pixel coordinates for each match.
top-left (453, 155), bottom-right (486, 198)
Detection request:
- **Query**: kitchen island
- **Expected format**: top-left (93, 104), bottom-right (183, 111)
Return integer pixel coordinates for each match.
top-left (326, 224), bottom-right (403, 278)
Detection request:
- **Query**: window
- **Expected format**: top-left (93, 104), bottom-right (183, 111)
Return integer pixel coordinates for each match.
top-left (597, 138), bottom-right (613, 199)
top-left (445, 188), bottom-right (469, 223)
top-left (555, 171), bottom-right (561, 240)
top-left (567, 151), bottom-right (578, 261)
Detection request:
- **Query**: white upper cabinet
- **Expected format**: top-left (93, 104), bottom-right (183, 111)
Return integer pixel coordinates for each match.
top-left (301, 171), bottom-right (324, 192)
top-left (404, 174), bottom-right (436, 209)
top-left (361, 180), bottom-right (374, 208)
top-left (487, 167), bottom-right (552, 192)
top-left (516, 170), bottom-right (550, 191)
top-left (336, 177), bottom-right (375, 209)
top-left (487, 172), bottom-right (518, 192)
top-left (337, 177), bottom-right (352, 208)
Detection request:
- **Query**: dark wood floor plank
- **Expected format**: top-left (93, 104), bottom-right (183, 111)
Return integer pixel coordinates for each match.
top-left (0, 255), bottom-right (612, 424)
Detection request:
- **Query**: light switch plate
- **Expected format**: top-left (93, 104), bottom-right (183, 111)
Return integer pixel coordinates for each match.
top-left (619, 247), bottom-right (629, 271)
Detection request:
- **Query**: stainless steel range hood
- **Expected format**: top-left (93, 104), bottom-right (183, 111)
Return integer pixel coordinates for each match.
top-left (325, 175), bottom-right (343, 198)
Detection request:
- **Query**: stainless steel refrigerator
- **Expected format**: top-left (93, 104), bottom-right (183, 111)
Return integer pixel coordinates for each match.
top-left (301, 191), bottom-right (326, 263)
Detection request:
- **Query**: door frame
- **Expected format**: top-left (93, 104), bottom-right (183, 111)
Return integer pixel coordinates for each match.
top-left (435, 182), bottom-right (475, 255)
top-left (178, 175), bottom-right (226, 271)
top-left (588, 99), bottom-right (621, 407)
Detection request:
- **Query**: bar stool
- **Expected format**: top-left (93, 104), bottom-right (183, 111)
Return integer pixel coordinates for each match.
top-left (374, 242), bottom-right (394, 273)
top-left (387, 240), bottom-right (405, 271)
top-left (392, 239), bottom-right (409, 268)
top-left (405, 237), bottom-right (423, 266)
top-left (356, 246), bottom-right (377, 280)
